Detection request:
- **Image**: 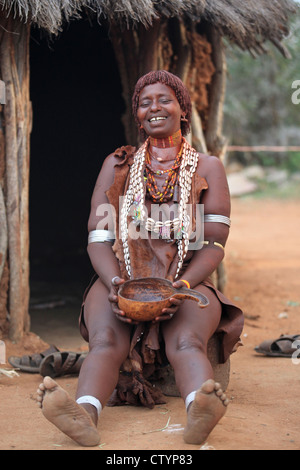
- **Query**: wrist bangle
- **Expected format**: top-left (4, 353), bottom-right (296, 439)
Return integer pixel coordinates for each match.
top-left (203, 240), bottom-right (225, 250)
top-left (180, 279), bottom-right (190, 289)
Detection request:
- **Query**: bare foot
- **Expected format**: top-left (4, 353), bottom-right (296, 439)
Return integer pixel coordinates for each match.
top-left (37, 376), bottom-right (100, 447)
top-left (183, 379), bottom-right (229, 445)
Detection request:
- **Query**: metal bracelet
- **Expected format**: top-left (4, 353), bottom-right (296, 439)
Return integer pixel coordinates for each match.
top-left (88, 229), bottom-right (115, 244)
top-left (204, 214), bottom-right (231, 227)
top-left (202, 240), bottom-right (225, 250)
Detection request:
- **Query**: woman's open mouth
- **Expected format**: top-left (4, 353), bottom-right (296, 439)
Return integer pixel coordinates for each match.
top-left (149, 116), bottom-right (167, 123)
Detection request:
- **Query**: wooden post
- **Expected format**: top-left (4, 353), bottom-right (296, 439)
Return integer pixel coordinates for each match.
top-left (0, 14), bottom-right (31, 341)
top-left (110, 20), bottom-right (162, 147)
top-left (0, 80), bottom-right (5, 104)
top-left (204, 27), bottom-right (227, 158)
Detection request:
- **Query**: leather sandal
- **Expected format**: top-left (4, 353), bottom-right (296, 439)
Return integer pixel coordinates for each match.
top-left (254, 334), bottom-right (300, 357)
top-left (39, 351), bottom-right (87, 378)
top-left (8, 345), bottom-right (60, 373)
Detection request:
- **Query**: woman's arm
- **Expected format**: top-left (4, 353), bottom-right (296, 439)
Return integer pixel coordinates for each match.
top-left (86, 154), bottom-right (122, 290)
top-left (176, 155), bottom-right (230, 289)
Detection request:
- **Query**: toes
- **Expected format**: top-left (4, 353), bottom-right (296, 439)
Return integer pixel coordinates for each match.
top-left (217, 390), bottom-right (229, 406)
top-left (200, 379), bottom-right (215, 394)
top-left (37, 385), bottom-right (45, 406)
top-left (214, 382), bottom-right (221, 391)
top-left (199, 380), bottom-right (229, 407)
top-left (38, 383), bottom-right (45, 392)
top-left (36, 378), bottom-right (56, 408)
top-left (43, 376), bottom-right (58, 390)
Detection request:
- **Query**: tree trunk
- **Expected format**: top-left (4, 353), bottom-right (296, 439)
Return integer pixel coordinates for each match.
top-left (0, 14), bottom-right (31, 341)
top-left (205, 26), bottom-right (227, 159)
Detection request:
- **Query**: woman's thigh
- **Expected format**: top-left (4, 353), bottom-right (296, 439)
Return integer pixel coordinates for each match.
top-left (83, 279), bottom-right (132, 353)
top-left (162, 284), bottom-right (222, 355)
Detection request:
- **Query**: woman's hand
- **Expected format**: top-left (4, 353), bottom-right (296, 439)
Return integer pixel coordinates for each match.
top-left (152, 280), bottom-right (186, 323)
top-left (108, 276), bottom-right (139, 325)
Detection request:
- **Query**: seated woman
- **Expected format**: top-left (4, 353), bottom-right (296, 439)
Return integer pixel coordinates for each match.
top-left (37, 70), bottom-right (243, 447)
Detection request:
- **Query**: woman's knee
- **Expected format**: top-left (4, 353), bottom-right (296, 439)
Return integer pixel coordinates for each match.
top-left (165, 331), bottom-right (207, 361)
top-left (89, 326), bottom-right (129, 359)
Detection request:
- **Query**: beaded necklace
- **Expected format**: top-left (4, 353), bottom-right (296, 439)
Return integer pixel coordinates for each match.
top-left (120, 137), bottom-right (199, 279)
top-left (144, 145), bottom-right (183, 203)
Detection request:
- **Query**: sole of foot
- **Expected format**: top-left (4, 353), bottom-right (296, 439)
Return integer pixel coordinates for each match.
top-left (183, 379), bottom-right (229, 445)
top-left (37, 376), bottom-right (100, 447)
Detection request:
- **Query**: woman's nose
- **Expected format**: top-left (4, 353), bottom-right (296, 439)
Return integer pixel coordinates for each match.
top-left (150, 99), bottom-right (161, 111)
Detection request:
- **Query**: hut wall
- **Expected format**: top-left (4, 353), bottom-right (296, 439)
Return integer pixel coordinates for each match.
top-left (0, 13), bottom-right (32, 341)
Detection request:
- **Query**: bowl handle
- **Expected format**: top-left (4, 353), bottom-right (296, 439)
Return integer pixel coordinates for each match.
top-left (172, 287), bottom-right (209, 308)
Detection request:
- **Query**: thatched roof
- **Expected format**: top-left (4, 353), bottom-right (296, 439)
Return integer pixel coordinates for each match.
top-left (0, 0), bottom-right (297, 55)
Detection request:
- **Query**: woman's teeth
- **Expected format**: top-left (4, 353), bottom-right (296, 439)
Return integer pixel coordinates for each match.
top-left (149, 117), bottom-right (167, 122)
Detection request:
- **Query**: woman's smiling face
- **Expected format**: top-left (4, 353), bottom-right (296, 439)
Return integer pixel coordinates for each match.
top-left (137, 83), bottom-right (182, 139)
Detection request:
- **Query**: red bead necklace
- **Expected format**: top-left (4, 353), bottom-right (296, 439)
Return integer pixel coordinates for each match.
top-left (144, 144), bottom-right (183, 203)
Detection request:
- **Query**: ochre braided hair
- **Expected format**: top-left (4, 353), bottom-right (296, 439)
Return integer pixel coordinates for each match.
top-left (132, 70), bottom-right (192, 140)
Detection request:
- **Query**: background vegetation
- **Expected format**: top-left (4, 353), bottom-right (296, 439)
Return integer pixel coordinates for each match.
top-left (224, 8), bottom-right (300, 173)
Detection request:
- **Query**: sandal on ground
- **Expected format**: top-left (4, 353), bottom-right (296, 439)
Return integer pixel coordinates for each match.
top-left (254, 334), bottom-right (300, 357)
top-left (8, 345), bottom-right (60, 373)
top-left (39, 351), bottom-right (87, 378)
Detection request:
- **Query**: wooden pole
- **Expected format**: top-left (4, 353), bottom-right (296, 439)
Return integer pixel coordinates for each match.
top-left (0, 80), bottom-right (5, 104)
top-left (12, 19), bottom-right (31, 332)
top-left (0, 15), bottom-right (31, 340)
top-left (173, 20), bottom-right (192, 84)
top-left (204, 27), bottom-right (227, 158)
top-left (2, 82), bottom-right (23, 340)
top-left (228, 145), bottom-right (300, 152)
top-left (109, 24), bottom-right (139, 145)
top-left (191, 103), bottom-right (208, 154)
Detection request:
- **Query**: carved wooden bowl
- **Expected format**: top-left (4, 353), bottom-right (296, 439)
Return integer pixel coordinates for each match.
top-left (118, 277), bottom-right (209, 322)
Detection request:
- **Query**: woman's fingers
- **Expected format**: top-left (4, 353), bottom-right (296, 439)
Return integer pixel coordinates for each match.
top-left (162, 297), bottom-right (182, 313)
top-left (172, 280), bottom-right (189, 289)
top-left (153, 313), bottom-right (173, 323)
top-left (109, 277), bottom-right (139, 324)
top-left (153, 296), bottom-right (183, 322)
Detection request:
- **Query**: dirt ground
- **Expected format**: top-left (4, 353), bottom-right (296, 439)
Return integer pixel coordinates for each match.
top-left (1, 196), bottom-right (300, 451)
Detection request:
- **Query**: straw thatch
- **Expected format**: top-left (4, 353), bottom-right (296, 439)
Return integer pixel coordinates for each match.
top-left (0, 0), bottom-right (297, 55)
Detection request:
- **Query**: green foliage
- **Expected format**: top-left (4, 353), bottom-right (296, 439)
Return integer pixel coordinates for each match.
top-left (286, 151), bottom-right (300, 172)
top-left (224, 9), bottom-right (300, 170)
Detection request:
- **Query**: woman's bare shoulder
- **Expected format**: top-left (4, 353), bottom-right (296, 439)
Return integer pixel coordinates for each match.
top-left (196, 153), bottom-right (226, 178)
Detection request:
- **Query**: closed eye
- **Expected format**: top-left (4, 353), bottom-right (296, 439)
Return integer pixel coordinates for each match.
top-left (139, 101), bottom-right (151, 107)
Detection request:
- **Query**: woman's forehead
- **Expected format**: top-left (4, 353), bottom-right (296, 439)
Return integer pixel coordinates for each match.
top-left (139, 82), bottom-right (176, 99)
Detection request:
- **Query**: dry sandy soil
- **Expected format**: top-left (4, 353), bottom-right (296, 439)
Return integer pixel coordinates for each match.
top-left (1, 196), bottom-right (300, 451)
